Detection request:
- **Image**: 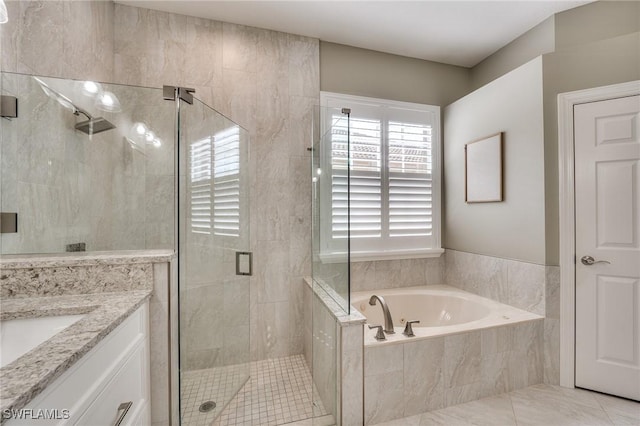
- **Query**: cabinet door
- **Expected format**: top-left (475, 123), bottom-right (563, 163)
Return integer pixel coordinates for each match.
top-left (74, 341), bottom-right (149, 426)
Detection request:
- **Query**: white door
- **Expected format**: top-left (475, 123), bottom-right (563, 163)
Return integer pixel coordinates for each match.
top-left (575, 95), bottom-right (640, 401)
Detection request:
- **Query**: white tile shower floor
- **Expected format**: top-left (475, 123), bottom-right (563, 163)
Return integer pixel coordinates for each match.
top-left (375, 384), bottom-right (640, 426)
top-left (181, 354), bottom-right (328, 426)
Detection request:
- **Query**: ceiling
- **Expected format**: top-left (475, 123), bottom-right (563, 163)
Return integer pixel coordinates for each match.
top-left (117, 0), bottom-right (592, 67)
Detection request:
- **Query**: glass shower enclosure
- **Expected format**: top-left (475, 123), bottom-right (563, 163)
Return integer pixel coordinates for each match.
top-left (1, 71), bottom-right (343, 426)
top-left (176, 88), bottom-right (251, 424)
top-left (0, 73), bottom-right (251, 424)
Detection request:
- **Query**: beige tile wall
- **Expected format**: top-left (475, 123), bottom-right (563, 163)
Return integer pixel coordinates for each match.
top-left (350, 257), bottom-right (444, 292)
top-left (111, 4), bottom-right (320, 362)
top-left (444, 249), bottom-right (545, 316)
top-left (364, 319), bottom-right (544, 425)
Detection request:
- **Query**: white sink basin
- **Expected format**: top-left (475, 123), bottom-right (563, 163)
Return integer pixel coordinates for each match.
top-left (0, 314), bottom-right (85, 368)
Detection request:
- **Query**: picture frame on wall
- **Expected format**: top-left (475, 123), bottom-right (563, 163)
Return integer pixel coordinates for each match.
top-left (465, 132), bottom-right (503, 203)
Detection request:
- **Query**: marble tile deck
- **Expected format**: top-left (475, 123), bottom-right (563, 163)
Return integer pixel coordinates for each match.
top-left (374, 384), bottom-right (639, 426)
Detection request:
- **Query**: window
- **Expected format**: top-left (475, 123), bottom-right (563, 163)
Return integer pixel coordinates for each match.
top-left (320, 92), bottom-right (442, 261)
top-left (188, 125), bottom-right (241, 237)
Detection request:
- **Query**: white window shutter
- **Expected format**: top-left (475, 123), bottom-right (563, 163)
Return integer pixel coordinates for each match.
top-left (388, 121), bottom-right (433, 238)
top-left (321, 92), bottom-right (441, 259)
top-left (190, 138), bottom-right (213, 235)
top-left (213, 126), bottom-right (241, 237)
top-left (330, 115), bottom-right (382, 239)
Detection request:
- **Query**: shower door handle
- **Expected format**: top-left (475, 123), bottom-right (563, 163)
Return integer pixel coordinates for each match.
top-left (236, 251), bottom-right (253, 276)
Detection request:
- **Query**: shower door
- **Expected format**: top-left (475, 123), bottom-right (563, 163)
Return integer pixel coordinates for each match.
top-left (178, 95), bottom-right (251, 424)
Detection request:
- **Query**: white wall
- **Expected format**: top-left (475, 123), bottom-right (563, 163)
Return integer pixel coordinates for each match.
top-left (443, 57), bottom-right (545, 265)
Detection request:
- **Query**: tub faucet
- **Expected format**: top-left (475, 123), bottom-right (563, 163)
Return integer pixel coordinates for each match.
top-left (369, 295), bottom-right (395, 334)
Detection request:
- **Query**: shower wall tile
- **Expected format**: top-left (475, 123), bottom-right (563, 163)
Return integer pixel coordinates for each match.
top-left (183, 16), bottom-right (222, 88)
top-left (288, 34), bottom-right (320, 99)
top-left (16, 0), bottom-right (64, 77)
top-left (254, 300), bottom-right (291, 360)
top-left (3, 1), bottom-right (114, 81)
top-left (222, 22), bottom-right (258, 73)
top-left (289, 96), bottom-right (316, 158)
top-left (289, 215), bottom-right (312, 277)
top-left (256, 240), bottom-right (290, 303)
top-left (180, 283), bottom-right (225, 353)
top-left (302, 282), bottom-right (313, 368)
top-left (62, 0), bottom-right (114, 82)
top-left (0, 0), bottom-right (19, 72)
top-left (289, 277), bottom-right (306, 355)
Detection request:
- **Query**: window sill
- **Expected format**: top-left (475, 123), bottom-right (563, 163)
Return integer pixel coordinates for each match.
top-left (318, 248), bottom-right (444, 263)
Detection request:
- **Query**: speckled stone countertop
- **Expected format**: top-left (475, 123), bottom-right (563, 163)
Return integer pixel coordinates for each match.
top-left (0, 290), bottom-right (152, 418)
top-left (0, 249), bottom-right (175, 269)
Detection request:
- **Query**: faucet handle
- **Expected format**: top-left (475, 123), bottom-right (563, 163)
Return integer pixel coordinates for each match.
top-left (368, 324), bottom-right (386, 341)
top-left (403, 320), bottom-right (420, 337)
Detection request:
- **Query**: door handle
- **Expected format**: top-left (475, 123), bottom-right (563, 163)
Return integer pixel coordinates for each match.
top-left (236, 251), bottom-right (253, 276)
top-left (580, 255), bottom-right (611, 266)
top-left (113, 401), bottom-right (132, 426)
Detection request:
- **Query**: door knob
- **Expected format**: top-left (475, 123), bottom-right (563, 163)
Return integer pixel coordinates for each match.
top-left (581, 255), bottom-right (611, 266)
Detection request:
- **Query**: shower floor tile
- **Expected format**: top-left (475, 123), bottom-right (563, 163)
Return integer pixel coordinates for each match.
top-left (182, 354), bottom-right (328, 426)
top-left (181, 363), bottom-right (250, 426)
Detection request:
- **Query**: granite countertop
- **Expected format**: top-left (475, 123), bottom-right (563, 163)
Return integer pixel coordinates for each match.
top-left (0, 249), bottom-right (175, 269)
top-left (0, 289), bottom-right (152, 417)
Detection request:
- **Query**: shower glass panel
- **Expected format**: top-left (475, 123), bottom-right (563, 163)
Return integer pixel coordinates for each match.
top-left (0, 72), bottom-right (174, 255)
top-left (311, 106), bottom-right (350, 313)
top-left (178, 95), bottom-right (251, 424)
top-left (311, 106), bottom-right (351, 426)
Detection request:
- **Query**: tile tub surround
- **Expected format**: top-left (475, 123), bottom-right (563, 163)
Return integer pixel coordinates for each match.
top-left (363, 319), bottom-right (544, 425)
top-left (444, 249), bottom-right (545, 316)
top-left (0, 290), bottom-right (152, 417)
top-left (350, 256), bottom-right (444, 292)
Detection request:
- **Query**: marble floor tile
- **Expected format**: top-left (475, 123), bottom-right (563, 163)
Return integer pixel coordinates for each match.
top-left (372, 384), bottom-right (639, 426)
top-left (593, 392), bottom-right (640, 424)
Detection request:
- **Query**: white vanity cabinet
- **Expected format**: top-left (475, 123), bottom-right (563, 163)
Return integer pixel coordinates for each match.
top-left (7, 302), bottom-right (150, 426)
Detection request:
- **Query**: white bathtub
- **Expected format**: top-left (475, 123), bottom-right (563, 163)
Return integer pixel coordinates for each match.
top-left (351, 285), bottom-right (542, 346)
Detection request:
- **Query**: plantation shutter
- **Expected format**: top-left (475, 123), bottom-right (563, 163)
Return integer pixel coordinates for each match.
top-left (213, 126), bottom-right (241, 237)
top-left (190, 138), bottom-right (212, 235)
top-left (387, 121), bottom-right (433, 238)
top-left (321, 92), bottom-right (441, 258)
top-left (330, 115), bottom-right (382, 240)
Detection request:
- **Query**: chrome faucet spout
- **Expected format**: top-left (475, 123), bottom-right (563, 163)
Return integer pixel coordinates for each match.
top-left (369, 295), bottom-right (395, 334)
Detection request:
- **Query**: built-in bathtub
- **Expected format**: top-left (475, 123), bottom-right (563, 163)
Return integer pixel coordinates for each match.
top-left (352, 285), bottom-right (541, 346)
top-left (353, 285), bottom-right (545, 425)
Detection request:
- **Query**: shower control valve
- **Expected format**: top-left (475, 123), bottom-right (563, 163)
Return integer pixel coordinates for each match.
top-left (403, 320), bottom-right (420, 337)
top-left (368, 325), bottom-right (386, 341)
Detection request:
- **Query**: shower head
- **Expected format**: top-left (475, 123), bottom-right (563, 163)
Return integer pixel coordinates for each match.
top-left (75, 117), bottom-right (116, 135)
top-left (33, 76), bottom-right (117, 136)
